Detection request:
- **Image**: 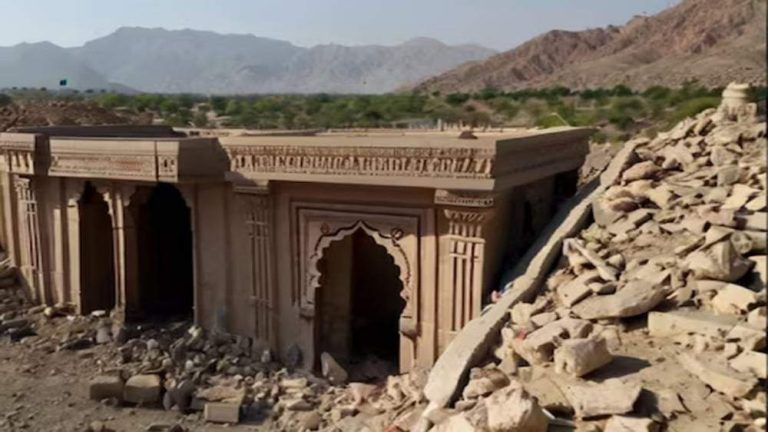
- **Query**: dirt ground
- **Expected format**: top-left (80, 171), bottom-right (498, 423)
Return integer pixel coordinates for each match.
top-left (0, 338), bottom-right (281, 432)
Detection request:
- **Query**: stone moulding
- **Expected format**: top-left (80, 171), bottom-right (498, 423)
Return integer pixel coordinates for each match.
top-left (0, 134), bottom-right (228, 183)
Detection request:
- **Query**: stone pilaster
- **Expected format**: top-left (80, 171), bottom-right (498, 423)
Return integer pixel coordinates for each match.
top-left (234, 184), bottom-right (276, 347)
top-left (436, 189), bottom-right (495, 348)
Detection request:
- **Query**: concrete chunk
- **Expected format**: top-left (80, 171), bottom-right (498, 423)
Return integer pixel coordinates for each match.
top-left (677, 353), bottom-right (756, 398)
top-left (554, 337), bottom-right (613, 377)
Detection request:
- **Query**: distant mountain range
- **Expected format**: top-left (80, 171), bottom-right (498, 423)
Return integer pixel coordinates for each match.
top-left (0, 28), bottom-right (495, 94)
top-left (413, 0), bottom-right (767, 93)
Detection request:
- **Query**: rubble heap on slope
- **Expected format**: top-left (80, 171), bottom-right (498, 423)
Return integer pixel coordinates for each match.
top-left (427, 87), bottom-right (766, 431)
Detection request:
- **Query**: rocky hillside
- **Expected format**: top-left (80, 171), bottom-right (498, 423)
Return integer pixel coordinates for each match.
top-left (0, 28), bottom-right (495, 94)
top-left (426, 92), bottom-right (766, 430)
top-left (414, 0), bottom-right (767, 92)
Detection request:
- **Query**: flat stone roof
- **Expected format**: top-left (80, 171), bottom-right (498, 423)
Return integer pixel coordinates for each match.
top-left (221, 126), bottom-right (594, 191)
top-left (0, 126), bottom-right (593, 191)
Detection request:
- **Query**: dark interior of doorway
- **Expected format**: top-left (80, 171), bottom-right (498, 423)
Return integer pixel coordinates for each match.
top-left (317, 228), bottom-right (405, 382)
top-left (133, 183), bottom-right (194, 321)
top-left (78, 182), bottom-right (116, 314)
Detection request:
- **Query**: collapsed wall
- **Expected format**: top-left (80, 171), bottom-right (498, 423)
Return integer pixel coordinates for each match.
top-left (420, 83), bottom-right (766, 431)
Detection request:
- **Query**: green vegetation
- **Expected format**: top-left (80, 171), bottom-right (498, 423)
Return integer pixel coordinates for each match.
top-left (2, 81), bottom-right (765, 142)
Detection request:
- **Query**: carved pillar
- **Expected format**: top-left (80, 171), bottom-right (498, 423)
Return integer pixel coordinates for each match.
top-left (98, 183), bottom-right (137, 314)
top-left (14, 176), bottom-right (47, 303)
top-left (436, 190), bottom-right (494, 347)
top-left (64, 179), bottom-right (85, 312)
top-left (235, 186), bottom-right (276, 346)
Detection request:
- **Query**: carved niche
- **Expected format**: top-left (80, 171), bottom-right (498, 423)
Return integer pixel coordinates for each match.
top-left (295, 208), bottom-right (420, 337)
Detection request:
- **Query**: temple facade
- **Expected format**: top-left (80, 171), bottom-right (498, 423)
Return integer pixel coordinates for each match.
top-left (0, 125), bottom-right (591, 372)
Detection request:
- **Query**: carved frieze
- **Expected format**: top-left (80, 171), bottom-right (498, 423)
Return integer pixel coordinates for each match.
top-left (224, 145), bottom-right (495, 179)
top-left (49, 153), bottom-right (156, 180)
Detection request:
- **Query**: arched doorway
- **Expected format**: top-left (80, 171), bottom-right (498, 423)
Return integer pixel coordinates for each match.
top-left (78, 182), bottom-right (116, 313)
top-left (132, 183), bottom-right (193, 320)
top-left (316, 228), bottom-right (405, 379)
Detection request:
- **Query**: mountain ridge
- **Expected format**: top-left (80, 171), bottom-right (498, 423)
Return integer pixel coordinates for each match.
top-left (0, 27), bottom-right (495, 94)
top-left (413, 0), bottom-right (766, 93)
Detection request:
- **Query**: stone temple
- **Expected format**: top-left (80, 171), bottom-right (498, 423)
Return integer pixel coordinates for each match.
top-left (0, 125), bottom-right (591, 373)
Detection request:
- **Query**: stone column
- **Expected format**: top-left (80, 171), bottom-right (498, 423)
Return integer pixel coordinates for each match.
top-left (64, 179), bottom-right (84, 312)
top-left (436, 190), bottom-right (494, 350)
top-left (99, 183), bottom-right (137, 315)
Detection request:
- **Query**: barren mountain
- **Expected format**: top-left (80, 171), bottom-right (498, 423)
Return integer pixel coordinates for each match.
top-left (0, 28), bottom-right (495, 94)
top-left (414, 0), bottom-right (767, 92)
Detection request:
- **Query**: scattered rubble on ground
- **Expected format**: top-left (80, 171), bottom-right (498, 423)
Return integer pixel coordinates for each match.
top-left (424, 86), bottom-right (767, 431)
top-left (0, 255), bottom-right (428, 431)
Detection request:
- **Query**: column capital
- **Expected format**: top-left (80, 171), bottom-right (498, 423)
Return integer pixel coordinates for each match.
top-left (434, 189), bottom-right (495, 208)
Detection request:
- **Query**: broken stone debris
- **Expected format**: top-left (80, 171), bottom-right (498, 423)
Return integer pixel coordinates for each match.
top-left (420, 85), bottom-right (767, 432)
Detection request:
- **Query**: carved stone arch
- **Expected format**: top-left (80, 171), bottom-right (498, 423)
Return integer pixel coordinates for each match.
top-left (307, 220), bottom-right (413, 318)
top-left (297, 208), bottom-right (421, 342)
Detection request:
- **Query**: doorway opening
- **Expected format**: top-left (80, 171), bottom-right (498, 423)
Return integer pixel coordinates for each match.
top-left (132, 183), bottom-right (193, 320)
top-left (78, 182), bottom-right (116, 314)
top-left (316, 228), bottom-right (405, 381)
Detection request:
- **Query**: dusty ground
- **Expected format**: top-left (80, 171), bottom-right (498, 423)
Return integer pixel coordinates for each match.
top-left (0, 337), bottom-right (279, 431)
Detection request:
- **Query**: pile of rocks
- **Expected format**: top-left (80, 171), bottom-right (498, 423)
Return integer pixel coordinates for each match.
top-left (426, 84), bottom-right (766, 431)
top-left (78, 319), bottom-right (427, 430)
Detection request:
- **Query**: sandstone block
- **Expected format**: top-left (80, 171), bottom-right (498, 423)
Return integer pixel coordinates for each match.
top-left (89, 375), bottom-right (124, 401)
top-left (485, 386), bottom-right (548, 432)
top-left (204, 402), bottom-right (240, 423)
top-left (711, 284), bottom-right (759, 315)
top-left (685, 240), bottom-right (752, 282)
top-left (124, 374), bottom-right (161, 404)
top-left (647, 310), bottom-right (737, 338)
top-left (462, 367), bottom-right (510, 399)
top-left (604, 416), bottom-right (659, 432)
top-left (554, 337), bottom-right (613, 377)
top-left (677, 353), bottom-right (756, 398)
top-left (726, 324), bottom-right (766, 350)
top-left (563, 379), bottom-right (641, 418)
top-left (572, 280), bottom-right (666, 320)
top-left (747, 307), bottom-right (766, 328)
top-left (320, 352), bottom-right (348, 385)
top-left (729, 351), bottom-right (767, 379)
top-left (622, 161), bottom-right (660, 182)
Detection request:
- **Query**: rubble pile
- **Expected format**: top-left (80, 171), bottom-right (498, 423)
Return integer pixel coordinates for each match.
top-left (426, 86), bottom-right (766, 431)
top-left (2, 297), bottom-right (428, 430)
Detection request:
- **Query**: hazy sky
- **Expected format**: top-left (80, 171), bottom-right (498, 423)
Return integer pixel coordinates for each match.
top-left (0, 0), bottom-right (677, 51)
